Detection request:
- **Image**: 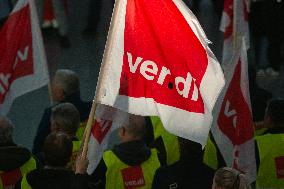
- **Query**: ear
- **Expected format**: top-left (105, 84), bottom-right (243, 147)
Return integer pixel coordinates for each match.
top-left (119, 127), bottom-right (126, 137)
top-left (59, 89), bottom-right (66, 100)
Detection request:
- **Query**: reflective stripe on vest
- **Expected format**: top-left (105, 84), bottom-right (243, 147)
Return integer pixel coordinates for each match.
top-left (203, 134), bottom-right (218, 170)
top-left (21, 175), bottom-right (32, 189)
top-left (103, 149), bottom-right (160, 189)
top-left (150, 116), bottom-right (180, 165)
top-left (256, 134), bottom-right (284, 189)
top-left (67, 140), bottom-right (81, 170)
top-left (76, 121), bottom-right (87, 141)
top-left (0, 156), bottom-right (37, 189)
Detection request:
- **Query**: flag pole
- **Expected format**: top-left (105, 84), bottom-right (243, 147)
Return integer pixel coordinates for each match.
top-left (80, 0), bottom-right (123, 159)
top-left (81, 99), bottom-right (96, 159)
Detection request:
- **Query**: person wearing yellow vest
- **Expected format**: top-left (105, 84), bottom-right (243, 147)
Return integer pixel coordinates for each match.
top-left (255, 99), bottom-right (284, 189)
top-left (50, 102), bottom-right (81, 170)
top-left (74, 114), bottom-right (161, 189)
top-left (17, 133), bottom-right (75, 189)
top-left (0, 117), bottom-right (37, 189)
top-left (147, 116), bottom-right (180, 165)
top-left (152, 138), bottom-right (215, 188)
top-left (203, 132), bottom-right (226, 170)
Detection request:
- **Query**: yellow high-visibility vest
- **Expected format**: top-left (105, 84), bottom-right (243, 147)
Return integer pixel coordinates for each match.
top-left (67, 140), bottom-right (81, 170)
top-left (103, 149), bottom-right (160, 189)
top-left (256, 133), bottom-right (284, 189)
top-left (150, 116), bottom-right (180, 165)
top-left (254, 128), bottom-right (268, 137)
top-left (203, 134), bottom-right (218, 170)
top-left (76, 121), bottom-right (87, 141)
top-left (0, 156), bottom-right (36, 189)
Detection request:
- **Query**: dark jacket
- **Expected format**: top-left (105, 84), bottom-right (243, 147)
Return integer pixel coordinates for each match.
top-left (0, 143), bottom-right (37, 188)
top-left (32, 93), bottom-right (91, 155)
top-left (0, 143), bottom-right (35, 171)
top-left (151, 154), bottom-right (215, 189)
top-left (15, 168), bottom-right (74, 189)
top-left (74, 140), bottom-right (155, 189)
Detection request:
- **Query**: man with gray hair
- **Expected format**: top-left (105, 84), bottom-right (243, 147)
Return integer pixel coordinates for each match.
top-left (32, 69), bottom-right (91, 158)
top-left (0, 116), bottom-right (37, 189)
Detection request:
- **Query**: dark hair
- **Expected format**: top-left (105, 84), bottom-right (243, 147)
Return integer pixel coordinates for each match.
top-left (178, 137), bottom-right (202, 159)
top-left (266, 99), bottom-right (284, 128)
top-left (43, 133), bottom-right (73, 167)
top-left (213, 167), bottom-right (251, 189)
top-left (51, 102), bottom-right (80, 136)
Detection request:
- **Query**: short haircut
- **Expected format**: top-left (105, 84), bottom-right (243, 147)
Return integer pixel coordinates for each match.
top-left (43, 132), bottom-right (73, 167)
top-left (124, 114), bottom-right (146, 139)
top-left (266, 99), bottom-right (284, 128)
top-left (213, 167), bottom-right (251, 189)
top-left (0, 116), bottom-right (14, 144)
top-left (51, 102), bottom-right (80, 136)
top-left (178, 137), bottom-right (202, 158)
top-left (54, 69), bottom-right (80, 96)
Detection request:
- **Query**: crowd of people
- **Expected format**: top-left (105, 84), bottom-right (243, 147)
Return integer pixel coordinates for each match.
top-left (0, 68), bottom-right (283, 188)
top-left (0, 0), bottom-right (284, 188)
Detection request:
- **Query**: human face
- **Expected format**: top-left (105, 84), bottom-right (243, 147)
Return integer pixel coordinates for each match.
top-left (51, 78), bottom-right (65, 102)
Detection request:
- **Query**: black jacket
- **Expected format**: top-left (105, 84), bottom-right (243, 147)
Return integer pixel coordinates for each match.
top-left (32, 94), bottom-right (91, 155)
top-left (151, 155), bottom-right (215, 189)
top-left (74, 140), bottom-right (155, 189)
top-left (15, 168), bottom-right (74, 189)
top-left (0, 143), bottom-right (37, 188)
top-left (0, 143), bottom-right (35, 171)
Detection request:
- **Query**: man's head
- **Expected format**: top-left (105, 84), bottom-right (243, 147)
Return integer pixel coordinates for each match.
top-left (51, 69), bottom-right (80, 102)
top-left (264, 99), bottom-right (284, 129)
top-left (178, 137), bottom-right (202, 159)
top-left (43, 132), bottom-right (73, 167)
top-left (51, 102), bottom-right (80, 137)
top-left (118, 114), bottom-right (146, 143)
top-left (212, 167), bottom-right (251, 189)
top-left (0, 116), bottom-right (14, 145)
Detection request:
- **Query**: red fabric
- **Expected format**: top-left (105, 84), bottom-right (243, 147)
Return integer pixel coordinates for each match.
top-left (0, 169), bottom-right (22, 188)
top-left (0, 4), bottom-right (33, 103)
top-left (43, 0), bottom-right (68, 21)
top-left (119, 0), bottom-right (207, 113)
top-left (121, 166), bottom-right (145, 189)
top-left (217, 61), bottom-right (254, 146)
top-left (275, 156), bottom-right (284, 179)
top-left (43, 0), bottom-right (54, 21)
top-left (91, 119), bottom-right (112, 144)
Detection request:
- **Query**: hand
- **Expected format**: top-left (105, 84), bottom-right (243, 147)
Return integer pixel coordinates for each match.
top-left (75, 154), bottom-right (89, 174)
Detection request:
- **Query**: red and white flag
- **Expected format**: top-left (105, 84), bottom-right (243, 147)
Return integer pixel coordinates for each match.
top-left (220, 0), bottom-right (249, 67)
top-left (87, 0), bottom-right (225, 173)
top-left (0, 0), bottom-right (49, 115)
top-left (211, 39), bottom-right (256, 182)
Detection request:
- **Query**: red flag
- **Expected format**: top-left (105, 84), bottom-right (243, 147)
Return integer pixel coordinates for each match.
top-left (212, 39), bottom-right (256, 182)
top-left (0, 0), bottom-right (49, 115)
top-left (95, 0), bottom-right (224, 144)
top-left (220, 0), bottom-right (249, 67)
top-left (88, 0), bottom-right (225, 173)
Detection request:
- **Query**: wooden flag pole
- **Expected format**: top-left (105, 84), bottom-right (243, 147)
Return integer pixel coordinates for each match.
top-left (81, 99), bottom-right (97, 159)
top-left (79, 0), bottom-right (123, 159)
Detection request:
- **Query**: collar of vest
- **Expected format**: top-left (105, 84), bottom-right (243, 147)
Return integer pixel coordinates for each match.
top-left (112, 140), bottom-right (151, 166)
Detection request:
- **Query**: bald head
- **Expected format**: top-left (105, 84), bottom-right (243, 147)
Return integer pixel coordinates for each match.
top-left (119, 114), bottom-right (146, 142)
top-left (0, 116), bottom-right (14, 144)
